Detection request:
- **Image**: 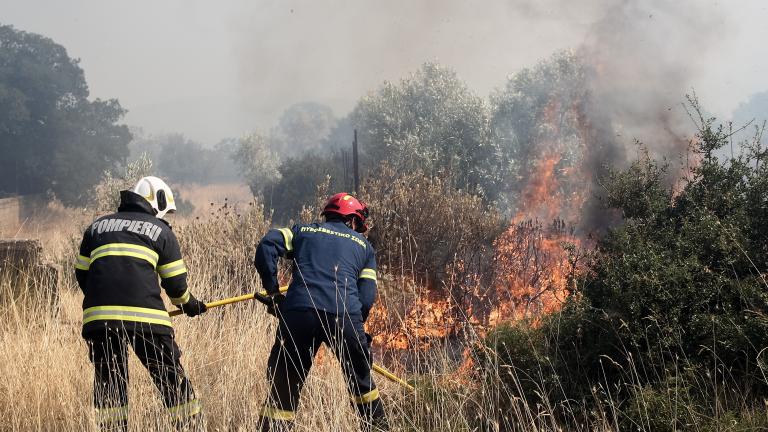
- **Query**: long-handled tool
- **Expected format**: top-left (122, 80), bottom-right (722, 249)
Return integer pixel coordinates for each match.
top-left (169, 292), bottom-right (262, 317)
top-left (372, 363), bottom-right (414, 391)
top-left (169, 287), bottom-right (415, 391)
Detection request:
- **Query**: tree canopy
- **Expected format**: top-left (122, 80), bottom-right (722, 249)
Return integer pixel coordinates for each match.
top-left (351, 63), bottom-right (509, 202)
top-left (0, 25), bottom-right (131, 204)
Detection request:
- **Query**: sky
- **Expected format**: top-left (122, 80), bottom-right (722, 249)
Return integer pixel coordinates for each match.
top-left (0, 0), bottom-right (766, 144)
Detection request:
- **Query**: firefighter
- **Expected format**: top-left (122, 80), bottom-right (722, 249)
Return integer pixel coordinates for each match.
top-left (254, 193), bottom-right (388, 431)
top-left (74, 176), bottom-right (206, 432)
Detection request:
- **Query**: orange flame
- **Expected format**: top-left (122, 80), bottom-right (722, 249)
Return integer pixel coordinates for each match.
top-left (368, 95), bottom-right (594, 377)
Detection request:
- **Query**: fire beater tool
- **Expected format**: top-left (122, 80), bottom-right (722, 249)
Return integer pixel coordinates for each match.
top-left (169, 286), bottom-right (415, 391)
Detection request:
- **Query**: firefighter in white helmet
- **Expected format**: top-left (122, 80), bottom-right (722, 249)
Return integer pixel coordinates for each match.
top-left (75, 176), bottom-right (206, 431)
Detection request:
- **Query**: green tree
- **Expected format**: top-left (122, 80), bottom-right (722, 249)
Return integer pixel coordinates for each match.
top-left (263, 152), bottom-right (345, 223)
top-left (155, 134), bottom-right (214, 184)
top-left (0, 25), bottom-right (131, 204)
top-left (234, 132), bottom-right (281, 197)
top-left (350, 63), bottom-right (507, 202)
top-left (490, 51), bottom-right (592, 212)
top-left (209, 138), bottom-right (243, 183)
top-left (270, 102), bottom-right (337, 157)
top-left (129, 132), bottom-right (241, 184)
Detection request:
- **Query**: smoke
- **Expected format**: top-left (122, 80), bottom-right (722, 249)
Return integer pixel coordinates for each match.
top-left (232, 0), bottom-right (728, 149)
top-left (572, 0), bottom-right (730, 230)
top-left (230, 0), bottom-right (601, 125)
top-left (500, 0), bottom-right (729, 231)
top-left (581, 1), bottom-right (723, 157)
top-left (231, 0), bottom-right (732, 231)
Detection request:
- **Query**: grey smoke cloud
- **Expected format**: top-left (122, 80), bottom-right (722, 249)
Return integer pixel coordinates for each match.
top-left (580, 1), bottom-right (727, 159)
top-left (0, 0), bottom-right (763, 144)
top-left (572, 0), bottom-right (729, 230)
top-left (489, 0), bottom-right (733, 230)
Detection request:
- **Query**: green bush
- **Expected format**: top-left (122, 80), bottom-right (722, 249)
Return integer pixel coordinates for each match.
top-left (476, 321), bottom-right (552, 429)
top-left (483, 103), bottom-right (768, 428)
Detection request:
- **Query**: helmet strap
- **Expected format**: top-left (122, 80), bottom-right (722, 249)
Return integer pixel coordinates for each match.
top-left (324, 213), bottom-right (356, 230)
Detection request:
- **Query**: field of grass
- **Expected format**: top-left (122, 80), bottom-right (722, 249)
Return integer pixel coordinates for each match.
top-left (0, 199), bottom-right (492, 432)
top-left (3, 189), bottom-right (766, 431)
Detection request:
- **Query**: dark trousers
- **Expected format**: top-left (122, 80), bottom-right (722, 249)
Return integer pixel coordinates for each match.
top-left (259, 309), bottom-right (387, 431)
top-left (86, 328), bottom-right (202, 431)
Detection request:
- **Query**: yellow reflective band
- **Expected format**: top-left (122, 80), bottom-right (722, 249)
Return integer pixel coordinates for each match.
top-left (90, 243), bottom-right (159, 268)
top-left (95, 404), bottom-right (129, 423)
top-left (261, 406), bottom-right (295, 421)
top-left (278, 228), bottom-right (293, 251)
top-left (83, 305), bottom-right (172, 327)
top-left (354, 388), bottom-right (380, 404)
top-left (157, 259), bottom-right (187, 279)
top-left (360, 268), bottom-right (377, 281)
top-left (75, 255), bottom-right (91, 271)
top-left (169, 288), bottom-right (191, 305)
top-left (167, 399), bottom-right (202, 419)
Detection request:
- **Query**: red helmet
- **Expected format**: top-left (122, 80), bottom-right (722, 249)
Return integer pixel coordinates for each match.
top-left (322, 192), bottom-right (369, 232)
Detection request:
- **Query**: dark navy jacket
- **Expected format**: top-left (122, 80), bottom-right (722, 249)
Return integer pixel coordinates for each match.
top-left (75, 191), bottom-right (191, 336)
top-left (254, 221), bottom-right (378, 320)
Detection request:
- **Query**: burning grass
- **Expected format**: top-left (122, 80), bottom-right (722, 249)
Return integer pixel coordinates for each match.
top-left (0, 196), bottom-right (600, 432)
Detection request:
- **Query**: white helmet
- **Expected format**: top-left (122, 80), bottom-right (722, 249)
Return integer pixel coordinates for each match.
top-left (132, 176), bottom-right (176, 219)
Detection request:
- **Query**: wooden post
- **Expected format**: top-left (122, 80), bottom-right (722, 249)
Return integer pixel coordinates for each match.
top-left (353, 129), bottom-right (360, 194)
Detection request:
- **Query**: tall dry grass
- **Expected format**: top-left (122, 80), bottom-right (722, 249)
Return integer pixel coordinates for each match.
top-left (2, 193), bottom-right (763, 431)
top-left (0, 199), bottom-right (446, 431)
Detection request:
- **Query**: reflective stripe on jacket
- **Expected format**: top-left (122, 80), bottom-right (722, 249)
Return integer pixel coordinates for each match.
top-left (254, 220), bottom-right (378, 320)
top-left (75, 191), bottom-right (191, 336)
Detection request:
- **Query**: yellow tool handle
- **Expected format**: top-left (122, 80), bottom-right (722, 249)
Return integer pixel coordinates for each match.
top-left (373, 363), bottom-right (415, 391)
top-left (169, 286), bottom-right (415, 392)
top-left (169, 286), bottom-right (288, 317)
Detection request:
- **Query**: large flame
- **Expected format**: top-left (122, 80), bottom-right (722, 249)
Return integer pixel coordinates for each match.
top-left (486, 95), bottom-right (591, 326)
top-left (369, 96), bottom-right (593, 358)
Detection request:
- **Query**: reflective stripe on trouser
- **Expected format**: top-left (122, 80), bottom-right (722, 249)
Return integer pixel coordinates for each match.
top-left (260, 309), bottom-right (387, 428)
top-left (87, 328), bottom-right (200, 430)
top-left (83, 305), bottom-right (173, 328)
top-left (95, 404), bottom-right (129, 426)
top-left (168, 398), bottom-right (202, 419)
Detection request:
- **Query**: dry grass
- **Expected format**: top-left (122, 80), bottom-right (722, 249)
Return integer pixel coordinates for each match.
top-left (0, 200), bottom-right (420, 432)
top-left (0, 195), bottom-right (573, 432)
top-left (2, 190), bottom-right (759, 431)
top-left (175, 182), bottom-right (253, 221)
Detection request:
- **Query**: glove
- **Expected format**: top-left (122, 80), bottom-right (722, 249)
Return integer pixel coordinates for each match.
top-left (179, 295), bottom-right (207, 317)
top-left (255, 292), bottom-right (285, 317)
top-left (266, 293), bottom-right (285, 316)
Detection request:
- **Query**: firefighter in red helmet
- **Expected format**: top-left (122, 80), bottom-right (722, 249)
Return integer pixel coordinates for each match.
top-left (254, 193), bottom-right (387, 431)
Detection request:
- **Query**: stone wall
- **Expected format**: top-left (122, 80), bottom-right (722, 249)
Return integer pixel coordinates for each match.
top-left (0, 197), bottom-right (21, 237)
top-left (0, 239), bottom-right (42, 268)
top-left (0, 195), bottom-right (45, 237)
top-left (0, 239), bottom-right (59, 305)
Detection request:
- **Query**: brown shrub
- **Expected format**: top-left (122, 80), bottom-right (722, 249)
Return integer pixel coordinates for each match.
top-left (362, 166), bottom-right (504, 290)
